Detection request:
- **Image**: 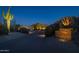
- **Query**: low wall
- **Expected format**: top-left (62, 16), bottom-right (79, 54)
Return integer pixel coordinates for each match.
top-left (55, 28), bottom-right (72, 42)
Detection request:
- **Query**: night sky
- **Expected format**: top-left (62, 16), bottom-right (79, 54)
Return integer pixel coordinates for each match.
top-left (0, 6), bottom-right (79, 25)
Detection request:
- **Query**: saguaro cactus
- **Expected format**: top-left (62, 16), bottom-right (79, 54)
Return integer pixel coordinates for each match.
top-left (2, 7), bottom-right (13, 32)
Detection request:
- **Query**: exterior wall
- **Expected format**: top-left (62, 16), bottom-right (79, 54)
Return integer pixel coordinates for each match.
top-left (55, 28), bottom-right (72, 42)
top-left (55, 17), bottom-right (73, 42)
top-left (31, 23), bottom-right (47, 30)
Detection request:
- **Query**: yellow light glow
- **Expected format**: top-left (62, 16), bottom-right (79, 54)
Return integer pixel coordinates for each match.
top-left (2, 7), bottom-right (13, 32)
top-left (61, 17), bottom-right (71, 26)
top-left (55, 28), bottom-right (72, 42)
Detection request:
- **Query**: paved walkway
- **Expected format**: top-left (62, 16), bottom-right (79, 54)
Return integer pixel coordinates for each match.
top-left (0, 32), bottom-right (27, 43)
top-left (0, 32), bottom-right (79, 53)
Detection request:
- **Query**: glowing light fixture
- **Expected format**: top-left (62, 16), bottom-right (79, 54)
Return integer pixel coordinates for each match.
top-left (61, 17), bottom-right (71, 26)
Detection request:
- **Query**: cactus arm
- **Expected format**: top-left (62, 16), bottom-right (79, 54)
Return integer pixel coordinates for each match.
top-left (3, 16), bottom-right (6, 20)
top-left (8, 14), bottom-right (13, 21)
top-left (10, 14), bottom-right (13, 20)
top-left (2, 10), bottom-right (6, 20)
top-left (6, 7), bottom-right (10, 19)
